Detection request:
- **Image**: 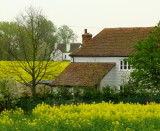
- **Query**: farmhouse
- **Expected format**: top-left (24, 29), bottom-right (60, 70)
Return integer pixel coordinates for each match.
top-left (51, 27), bottom-right (154, 90)
top-left (50, 43), bottom-right (81, 61)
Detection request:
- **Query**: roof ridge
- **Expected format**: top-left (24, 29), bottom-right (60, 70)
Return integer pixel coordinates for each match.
top-left (103, 26), bottom-right (154, 30)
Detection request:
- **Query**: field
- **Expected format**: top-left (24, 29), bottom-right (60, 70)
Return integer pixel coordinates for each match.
top-left (0, 102), bottom-right (160, 131)
top-left (0, 61), bottom-right (70, 82)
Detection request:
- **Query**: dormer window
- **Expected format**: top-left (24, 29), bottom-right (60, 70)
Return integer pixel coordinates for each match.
top-left (120, 60), bottom-right (130, 70)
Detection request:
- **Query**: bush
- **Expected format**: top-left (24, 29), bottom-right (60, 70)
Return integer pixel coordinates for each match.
top-left (81, 86), bottom-right (102, 100)
top-left (16, 97), bottom-right (55, 114)
top-left (34, 85), bottom-right (52, 100)
top-left (55, 86), bottom-right (73, 100)
top-left (102, 85), bottom-right (120, 102)
top-left (119, 97), bottom-right (149, 104)
top-left (119, 83), bottom-right (137, 97)
top-left (72, 86), bottom-right (83, 100)
top-left (0, 77), bottom-right (23, 111)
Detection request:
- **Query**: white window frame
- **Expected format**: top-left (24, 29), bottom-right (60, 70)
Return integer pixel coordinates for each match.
top-left (120, 60), bottom-right (131, 70)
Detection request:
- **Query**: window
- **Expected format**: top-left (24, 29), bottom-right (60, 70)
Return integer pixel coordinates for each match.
top-left (128, 65), bottom-right (131, 70)
top-left (124, 61), bottom-right (127, 69)
top-left (120, 86), bottom-right (123, 91)
top-left (120, 60), bottom-right (131, 70)
top-left (120, 61), bottom-right (123, 69)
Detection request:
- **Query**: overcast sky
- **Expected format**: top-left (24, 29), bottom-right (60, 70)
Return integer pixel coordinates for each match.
top-left (1, 0), bottom-right (160, 42)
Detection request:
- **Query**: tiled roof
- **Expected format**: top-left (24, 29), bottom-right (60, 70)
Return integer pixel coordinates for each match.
top-left (50, 63), bottom-right (115, 87)
top-left (70, 27), bottom-right (154, 57)
top-left (57, 43), bottom-right (81, 53)
top-left (57, 44), bottom-right (66, 53)
top-left (69, 43), bottom-right (81, 52)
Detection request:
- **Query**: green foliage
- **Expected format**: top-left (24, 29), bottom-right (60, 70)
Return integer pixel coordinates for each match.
top-left (0, 22), bottom-right (18, 60)
top-left (102, 85), bottom-right (115, 100)
top-left (72, 86), bottom-right (82, 99)
top-left (34, 85), bottom-right (51, 100)
top-left (13, 7), bottom-right (57, 61)
top-left (119, 83), bottom-right (138, 97)
top-left (127, 23), bottom-right (160, 89)
top-left (16, 97), bottom-right (55, 114)
top-left (81, 86), bottom-right (102, 100)
top-left (0, 77), bottom-right (23, 110)
top-left (55, 86), bottom-right (73, 100)
top-left (57, 25), bottom-right (77, 44)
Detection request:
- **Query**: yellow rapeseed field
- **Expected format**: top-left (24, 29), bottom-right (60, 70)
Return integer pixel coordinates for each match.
top-left (0, 102), bottom-right (160, 130)
top-left (0, 61), bottom-right (70, 82)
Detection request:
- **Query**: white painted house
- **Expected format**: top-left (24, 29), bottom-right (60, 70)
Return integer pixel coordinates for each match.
top-left (51, 27), bottom-right (154, 89)
top-left (50, 43), bottom-right (81, 61)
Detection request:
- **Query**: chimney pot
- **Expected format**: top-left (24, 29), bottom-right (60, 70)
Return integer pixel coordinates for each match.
top-left (85, 29), bottom-right (87, 34)
top-left (82, 29), bottom-right (92, 45)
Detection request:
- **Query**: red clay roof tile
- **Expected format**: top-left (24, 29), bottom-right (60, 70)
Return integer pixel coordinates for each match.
top-left (51, 63), bottom-right (115, 87)
top-left (70, 27), bottom-right (154, 57)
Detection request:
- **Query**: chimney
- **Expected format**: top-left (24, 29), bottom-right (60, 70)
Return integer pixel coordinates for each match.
top-left (82, 29), bottom-right (92, 44)
top-left (66, 43), bottom-right (70, 52)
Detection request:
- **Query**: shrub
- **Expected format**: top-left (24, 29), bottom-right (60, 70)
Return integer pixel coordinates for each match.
top-left (102, 85), bottom-right (118, 101)
top-left (34, 85), bottom-right (52, 100)
top-left (0, 77), bottom-right (23, 111)
top-left (119, 83), bottom-right (137, 97)
top-left (81, 86), bottom-right (102, 100)
top-left (72, 86), bottom-right (83, 99)
top-left (55, 86), bottom-right (73, 100)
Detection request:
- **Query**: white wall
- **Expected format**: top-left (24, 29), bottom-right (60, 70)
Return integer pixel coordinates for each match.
top-left (66, 44), bottom-right (70, 52)
top-left (63, 53), bottom-right (71, 61)
top-left (72, 56), bottom-right (127, 63)
top-left (50, 50), bottom-right (63, 61)
top-left (72, 56), bottom-right (131, 88)
top-left (50, 51), bottom-right (71, 61)
top-left (100, 66), bottom-right (131, 89)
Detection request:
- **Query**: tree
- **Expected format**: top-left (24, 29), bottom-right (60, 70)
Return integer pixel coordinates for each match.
top-left (57, 25), bottom-right (77, 44)
top-left (127, 23), bottom-right (160, 89)
top-left (1, 7), bottom-right (58, 97)
top-left (0, 22), bottom-right (18, 60)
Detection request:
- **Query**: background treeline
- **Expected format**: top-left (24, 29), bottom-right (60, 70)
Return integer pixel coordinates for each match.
top-left (0, 8), bottom-right (77, 61)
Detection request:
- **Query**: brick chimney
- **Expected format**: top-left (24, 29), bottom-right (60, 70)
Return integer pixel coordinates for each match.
top-left (82, 29), bottom-right (92, 44)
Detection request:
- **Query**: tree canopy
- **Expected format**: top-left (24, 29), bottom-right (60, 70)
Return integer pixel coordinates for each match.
top-left (0, 22), bottom-right (18, 60)
top-left (127, 23), bottom-right (160, 89)
top-left (57, 25), bottom-right (77, 44)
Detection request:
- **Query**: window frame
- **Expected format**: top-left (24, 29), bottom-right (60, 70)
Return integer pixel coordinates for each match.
top-left (120, 60), bottom-right (131, 70)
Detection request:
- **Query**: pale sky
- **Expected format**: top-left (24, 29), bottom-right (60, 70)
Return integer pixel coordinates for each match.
top-left (1, 0), bottom-right (160, 42)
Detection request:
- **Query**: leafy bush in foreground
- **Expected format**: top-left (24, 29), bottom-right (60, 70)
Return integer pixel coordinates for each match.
top-left (1, 102), bottom-right (160, 131)
top-left (0, 77), bottom-right (23, 111)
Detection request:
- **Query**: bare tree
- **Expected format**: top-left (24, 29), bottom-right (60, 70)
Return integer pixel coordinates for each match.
top-left (1, 7), bottom-right (58, 97)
